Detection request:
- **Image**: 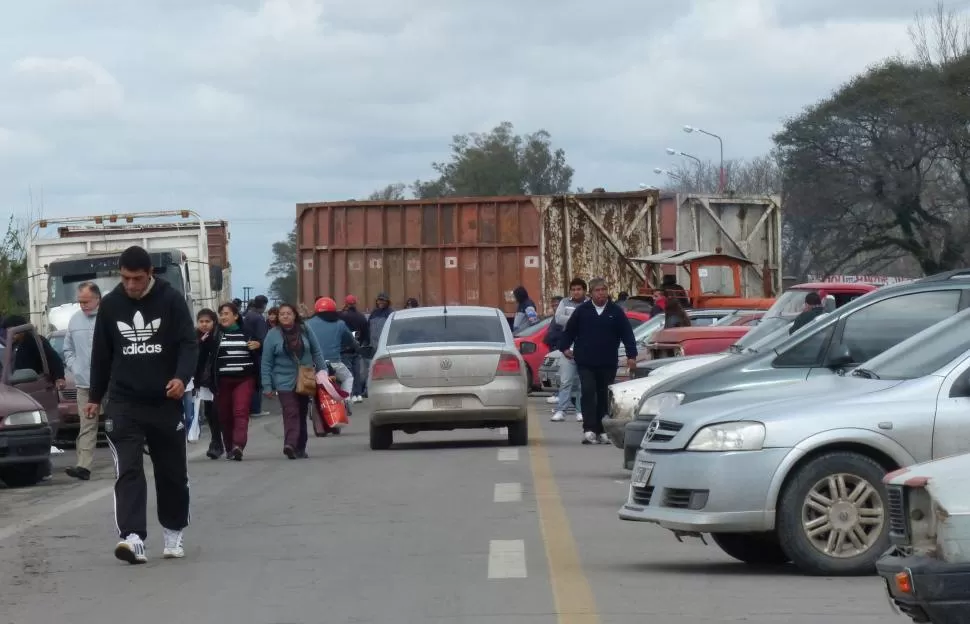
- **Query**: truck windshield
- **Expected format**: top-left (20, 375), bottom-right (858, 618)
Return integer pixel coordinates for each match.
top-left (762, 289), bottom-right (812, 320)
top-left (47, 264), bottom-right (185, 308)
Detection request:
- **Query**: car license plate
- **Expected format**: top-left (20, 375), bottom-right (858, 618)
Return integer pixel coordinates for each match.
top-left (432, 396), bottom-right (461, 409)
top-left (631, 461), bottom-right (654, 488)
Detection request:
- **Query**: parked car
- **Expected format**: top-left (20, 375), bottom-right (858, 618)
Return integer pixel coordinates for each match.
top-left (877, 452), bottom-right (970, 623)
top-left (620, 306), bottom-right (970, 576)
top-left (368, 306), bottom-right (529, 449)
top-left (624, 271), bottom-right (970, 459)
top-left (645, 312), bottom-right (764, 360)
top-left (512, 316), bottom-right (552, 391)
top-left (538, 309), bottom-right (734, 391)
top-left (0, 323), bottom-right (57, 487)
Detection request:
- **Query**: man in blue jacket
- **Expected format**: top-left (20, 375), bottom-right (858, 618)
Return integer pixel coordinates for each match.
top-left (559, 278), bottom-right (637, 444)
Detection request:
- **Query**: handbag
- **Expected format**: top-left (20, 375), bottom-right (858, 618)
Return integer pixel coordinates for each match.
top-left (291, 327), bottom-right (318, 396)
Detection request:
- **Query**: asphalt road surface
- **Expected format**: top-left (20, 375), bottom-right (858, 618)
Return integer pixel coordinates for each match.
top-left (0, 396), bottom-right (909, 624)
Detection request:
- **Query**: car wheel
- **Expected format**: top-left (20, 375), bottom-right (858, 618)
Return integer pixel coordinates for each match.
top-left (369, 422), bottom-right (392, 450)
top-left (710, 532), bottom-right (790, 565)
top-left (777, 451), bottom-right (889, 576)
top-left (507, 418), bottom-right (529, 446)
top-left (0, 462), bottom-right (47, 488)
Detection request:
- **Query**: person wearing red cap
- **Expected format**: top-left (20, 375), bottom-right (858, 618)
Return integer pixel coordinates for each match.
top-left (306, 297), bottom-right (357, 403)
top-left (340, 295), bottom-right (369, 403)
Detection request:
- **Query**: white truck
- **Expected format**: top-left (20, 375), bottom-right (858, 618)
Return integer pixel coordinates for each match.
top-left (27, 210), bottom-right (231, 335)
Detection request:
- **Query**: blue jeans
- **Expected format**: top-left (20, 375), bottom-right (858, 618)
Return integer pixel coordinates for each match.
top-left (556, 357), bottom-right (582, 412)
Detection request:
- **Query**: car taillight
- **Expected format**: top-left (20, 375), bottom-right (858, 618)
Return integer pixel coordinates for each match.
top-left (496, 353), bottom-right (522, 375)
top-left (371, 358), bottom-right (397, 380)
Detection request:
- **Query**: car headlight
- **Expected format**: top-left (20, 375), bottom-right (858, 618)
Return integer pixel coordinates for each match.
top-left (686, 422), bottom-right (765, 452)
top-left (637, 392), bottom-right (685, 418)
top-left (2, 410), bottom-right (47, 427)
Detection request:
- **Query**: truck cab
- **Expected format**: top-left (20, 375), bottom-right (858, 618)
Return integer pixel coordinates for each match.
top-left (45, 249), bottom-right (194, 332)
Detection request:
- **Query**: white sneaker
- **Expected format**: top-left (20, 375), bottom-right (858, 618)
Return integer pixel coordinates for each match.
top-left (353, 395), bottom-right (364, 404)
top-left (599, 433), bottom-right (610, 445)
top-left (583, 431), bottom-right (597, 445)
top-left (545, 395), bottom-right (558, 404)
top-left (50, 446), bottom-right (65, 455)
top-left (162, 528), bottom-right (185, 559)
top-left (550, 411), bottom-right (565, 422)
top-left (576, 412), bottom-right (584, 422)
top-left (115, 533), bottom-right (147, 564)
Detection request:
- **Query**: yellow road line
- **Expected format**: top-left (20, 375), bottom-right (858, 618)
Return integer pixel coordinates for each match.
top-left (527, 408), bottom-right (601, 624)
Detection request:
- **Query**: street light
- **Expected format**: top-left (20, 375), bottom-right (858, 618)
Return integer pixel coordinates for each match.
top-left (638, 183), bottom-right (658, 190)
top-left (666, 147), bottom-right (702, 166)
top-left (683, 125), bottom-right (725, 192)
top-left (653, 167), bottom-right (683, 181)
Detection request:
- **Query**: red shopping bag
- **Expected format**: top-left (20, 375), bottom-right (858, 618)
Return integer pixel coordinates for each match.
top-left (316, 383), bottom-right (349, 430)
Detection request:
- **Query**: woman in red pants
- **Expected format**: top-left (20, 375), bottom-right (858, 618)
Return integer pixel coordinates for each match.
top-left (215, 302), bottom-right (261, 460)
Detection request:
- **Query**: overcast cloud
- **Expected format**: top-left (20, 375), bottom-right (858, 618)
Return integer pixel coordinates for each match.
top-left (0, 0), bottom-right (964, 295)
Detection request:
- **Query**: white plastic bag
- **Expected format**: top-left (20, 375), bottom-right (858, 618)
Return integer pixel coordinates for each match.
top-left (188, 395), bottom-right (202, 442)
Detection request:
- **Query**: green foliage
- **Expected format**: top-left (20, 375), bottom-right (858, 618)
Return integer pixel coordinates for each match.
top-left (265, 226), bottom-right (297, 304)
top-left (0, 215), bottom-right (28, 315)
top-left (413, 121), bottom-right (574, 198)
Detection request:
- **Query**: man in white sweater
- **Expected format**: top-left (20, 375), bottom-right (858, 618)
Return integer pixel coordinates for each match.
top-left (547, 278), bottom-right (587, 422)
top-left (63, 282), bottom-right (102, 481)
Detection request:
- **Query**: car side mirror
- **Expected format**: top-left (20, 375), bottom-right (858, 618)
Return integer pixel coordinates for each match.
top-left (826, 344), bottom-right (853, 368)
top-left (9, 368), bottom-right (39, 385)
top-left (209, 265), bottom-right (223, 291)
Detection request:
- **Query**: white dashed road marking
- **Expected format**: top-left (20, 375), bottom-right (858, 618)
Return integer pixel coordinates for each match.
top-left (493, 482), bottom-right (522, 503)
top-left (488, 539), bottom-right (527, 578)
top-left (497, 448), bottom-right (519, 462)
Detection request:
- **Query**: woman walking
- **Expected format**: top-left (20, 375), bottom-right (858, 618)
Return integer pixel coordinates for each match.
top-left (261, 303), bottom-right (327, 459)
top-left (192, 309), bottom-right (225, 459)
top-left (215, 303), bottom-right (261, 461)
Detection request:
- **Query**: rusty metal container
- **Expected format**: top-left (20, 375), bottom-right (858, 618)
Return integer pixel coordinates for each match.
top-left (296, 191), bottom-right (660, 316)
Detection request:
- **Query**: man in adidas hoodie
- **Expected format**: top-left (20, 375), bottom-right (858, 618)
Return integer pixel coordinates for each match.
top-left (85, 246), bottom-right (198, 565)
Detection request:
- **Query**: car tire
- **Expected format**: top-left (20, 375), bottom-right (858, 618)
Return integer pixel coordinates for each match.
top-left (777, 451), bottom-right (890, 576)
top-left (0, 462), bottom-right (47, 488)
top-left (508, 418), bottom-right (529, 446)
top-left (369, 422), bottom-right (392, 450)
top-left (526, 367), bottom-right (535, 392)
top-left (710, 532), bottom-right (790, 565)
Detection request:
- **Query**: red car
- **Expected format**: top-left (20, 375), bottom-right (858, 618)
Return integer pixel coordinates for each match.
top-left (515, 311), bottom-right (650, 390)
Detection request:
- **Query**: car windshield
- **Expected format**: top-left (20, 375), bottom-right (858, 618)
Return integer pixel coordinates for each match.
top-left (731, 319), bottom-right (795, 353)
top-left (513, 316), bottom-right (552, 337)
top-left (387, 315), bottom-right (507, 345)
top-left (762, 289), bottom-right (813, 320)
top-left (48, 266), bottom-right (185, 307)
top-left (634, 315), bottom-right (665, 341)
top-left (859, 307), bottom-right (970, 380)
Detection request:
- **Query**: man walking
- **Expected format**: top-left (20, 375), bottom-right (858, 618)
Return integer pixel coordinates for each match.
top-left (244, 295), bottom-right (270, 417)
top-left (340, 295), bottom-right (369, 403)
top-left (86, 246), bottom-right (198, 564)
top-left (64, 282), bottom-right (102, 481)
top-left (559, 278), bottom-right (637, 445)
top-left (545, 278), bottom-right (588, 423)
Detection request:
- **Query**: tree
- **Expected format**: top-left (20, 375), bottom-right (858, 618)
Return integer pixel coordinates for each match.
top-left (413, 121), bottom-right (574, 198)
top-left (265, 226), bottom-right (297, 304)
top-left (773, 55), bottom-right (967, 276)
top-left (0, 215), bottom-right (28, 315)
top-left (367, 183), bottom-right (407, 201)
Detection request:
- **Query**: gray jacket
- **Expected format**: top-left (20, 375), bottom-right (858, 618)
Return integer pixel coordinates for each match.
top-left (63, 308), bottom-right (98, 388)
top-left (554, 297), bottom-right (586, 327)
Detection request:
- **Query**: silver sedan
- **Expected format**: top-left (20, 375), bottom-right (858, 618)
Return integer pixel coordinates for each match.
top-left (367, 306), bottom-right (529, 450)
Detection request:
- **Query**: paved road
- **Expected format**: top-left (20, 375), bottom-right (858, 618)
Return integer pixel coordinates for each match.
top-left (0, 397), bottom-right (908, 624)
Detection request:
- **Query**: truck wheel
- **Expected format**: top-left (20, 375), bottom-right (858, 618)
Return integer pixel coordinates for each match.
top-left (710, 532), bottom-right (790, 565)
top-left (508, 417), bottom-right (529, 446)
top-left (369, 423), bottom-right (392, 450)
top-left (777, 451), bottom-right (889, 576)
top-left (0, 462), bottom-right (47, 488)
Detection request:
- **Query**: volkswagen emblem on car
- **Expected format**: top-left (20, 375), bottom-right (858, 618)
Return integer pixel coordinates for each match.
top-left (644, 418), bottom-right (661, 442)
top-left (439, 358), bottom-right (453, 371)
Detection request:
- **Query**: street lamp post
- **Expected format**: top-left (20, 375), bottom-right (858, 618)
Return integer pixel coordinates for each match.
top-left (683, 125), bottom-right (725, 192)
top-left (653, 167), bottom-right (683, 181)
top-left (666, 147), bottom-right (702, 167)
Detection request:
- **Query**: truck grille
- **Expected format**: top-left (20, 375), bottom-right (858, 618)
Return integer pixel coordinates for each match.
top-left (887, 485), bottom-right (910, 546)
top-left (631, 485), bottom-right (654, 506)
top-left (542, 356), bottom-right (556, 367)
top-left (61, 389), bottom-right (77, 401)
top-left (644, 420), bottom-right (683, 443)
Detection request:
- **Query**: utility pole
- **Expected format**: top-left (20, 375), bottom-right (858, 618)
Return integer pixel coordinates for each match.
top-left (243, 286), bottom-right (253, 306)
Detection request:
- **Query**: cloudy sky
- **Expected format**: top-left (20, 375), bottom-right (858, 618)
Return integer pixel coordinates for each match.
top-left (0, 0), bottom-right (965, 296)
